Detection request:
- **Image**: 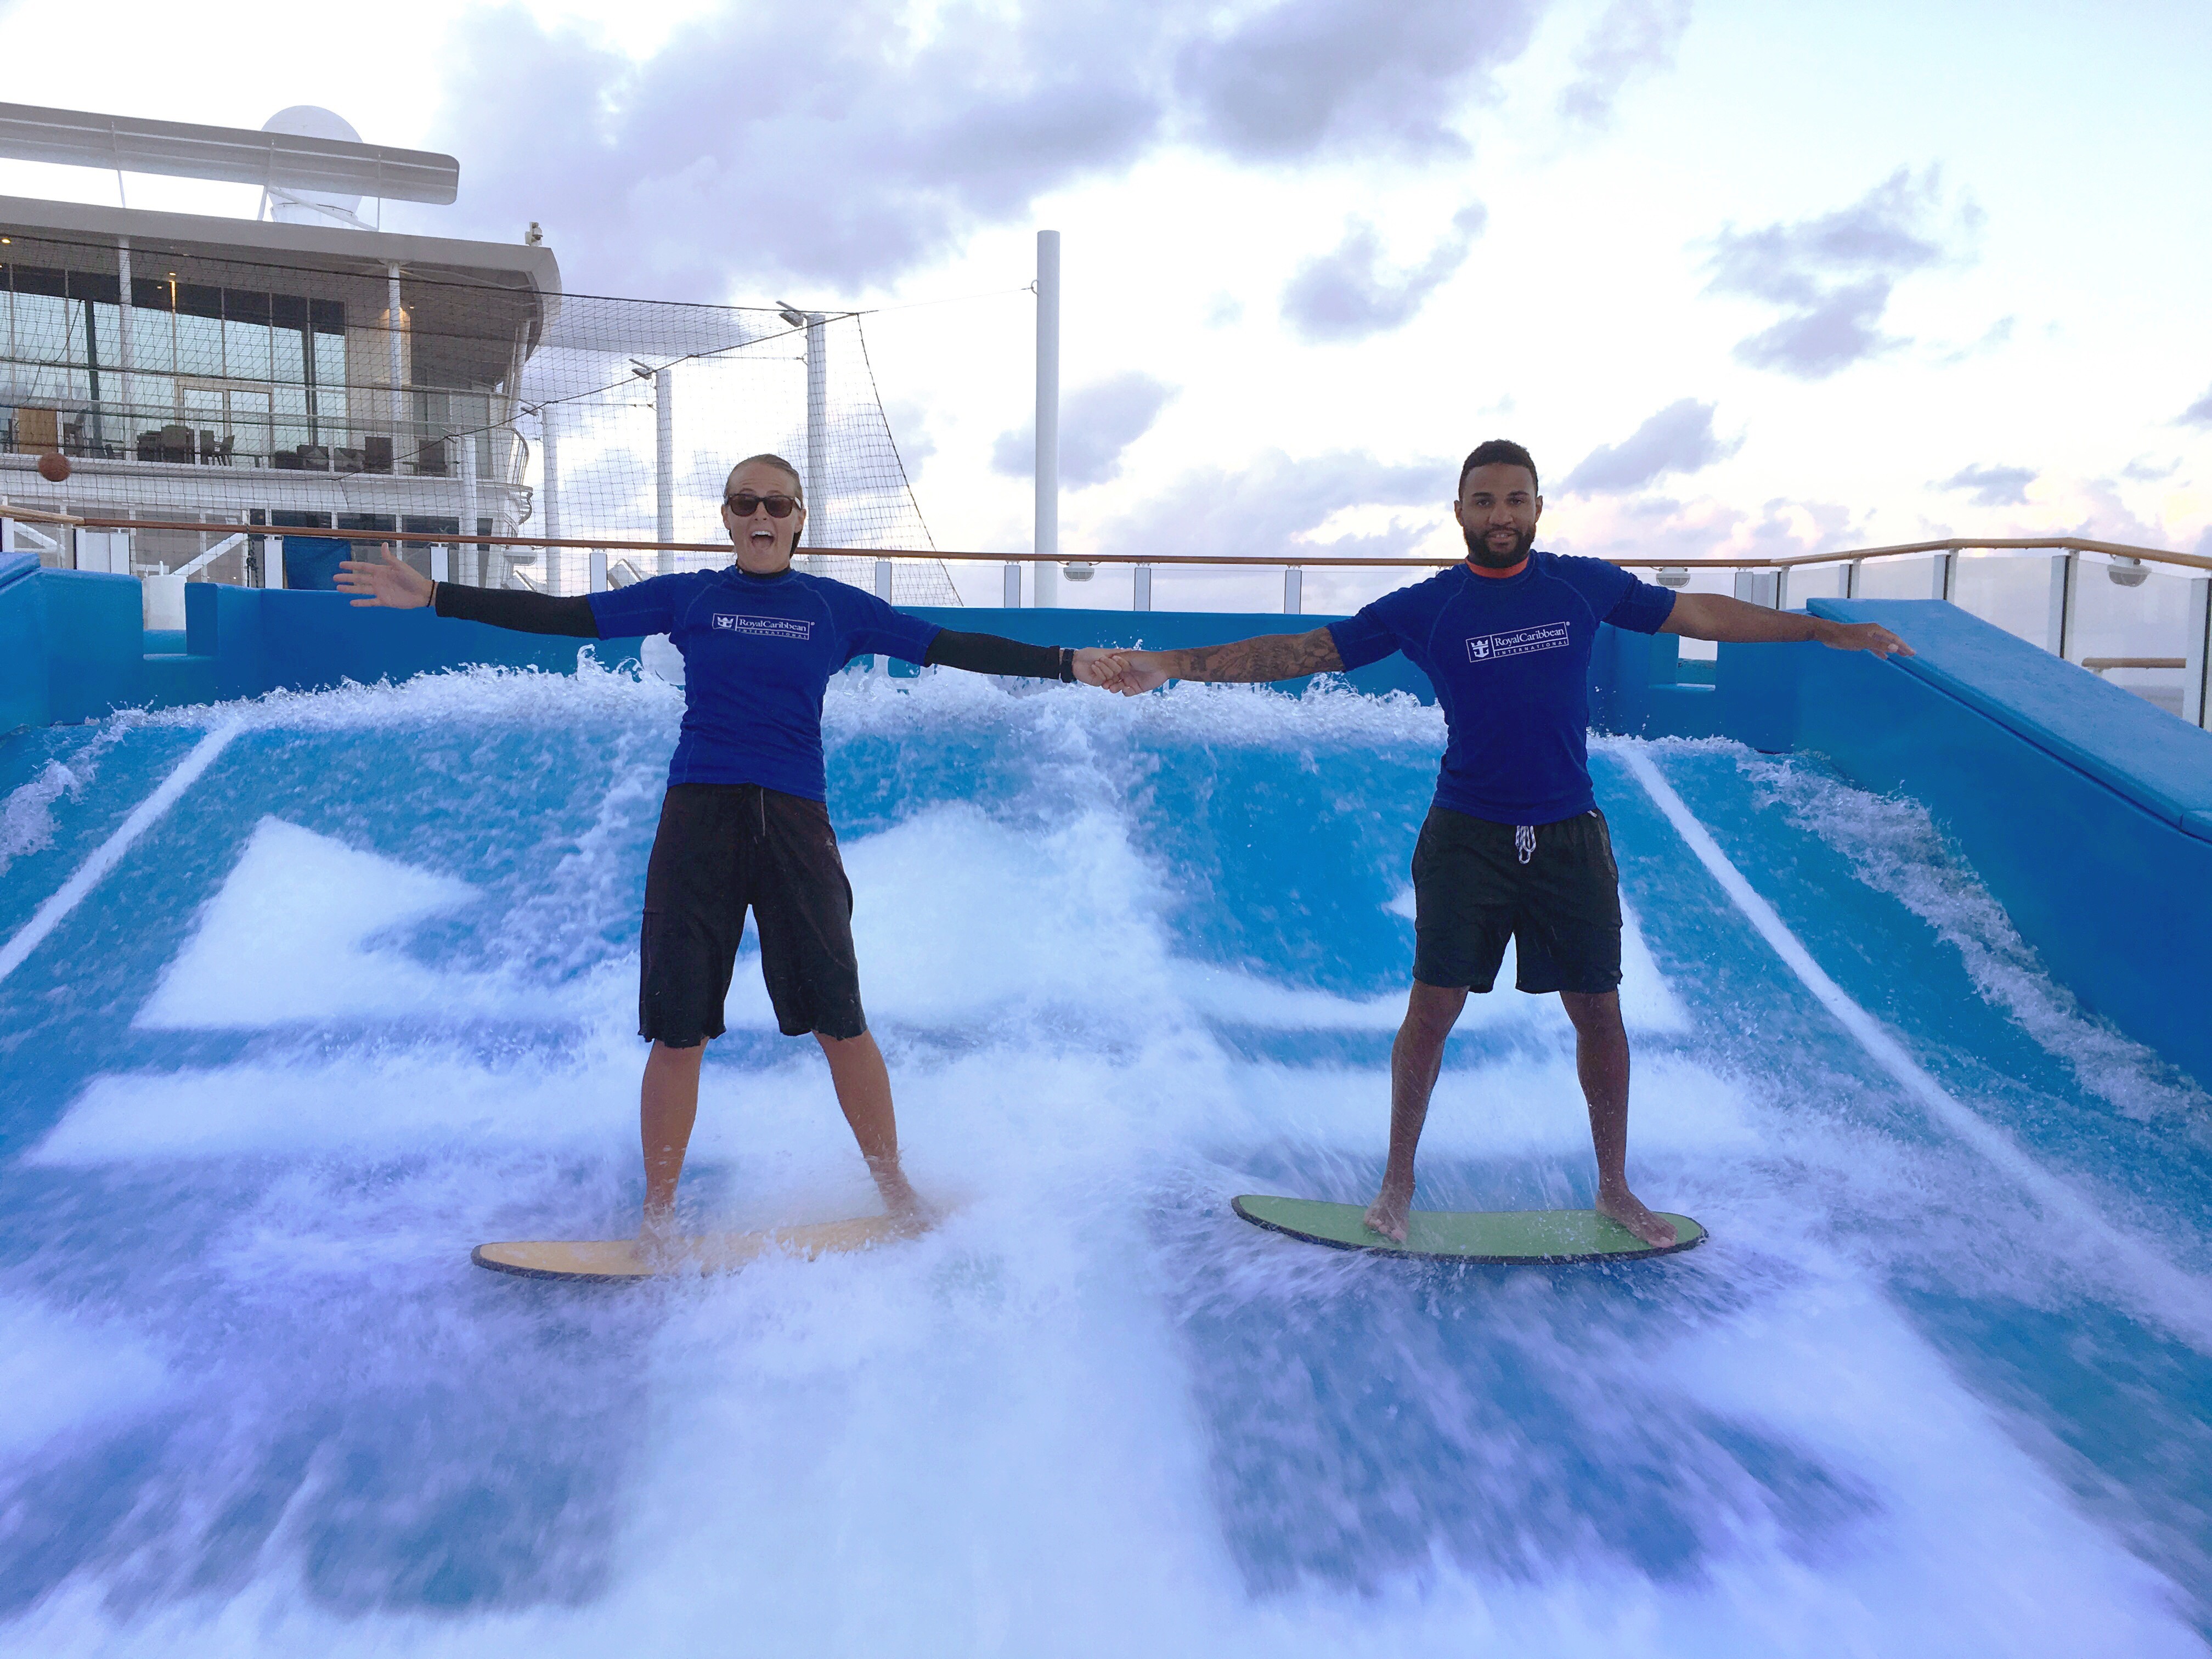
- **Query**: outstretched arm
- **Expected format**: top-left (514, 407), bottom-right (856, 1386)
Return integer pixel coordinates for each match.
top-left (921, 630), bottom-right (1121, 687)
top-left (337, 546), bottom-right (600, 638)
top-left (1098, 627), bottom-right (1344, 693)
top-left (1661, 592), bottom-right (1912, 658)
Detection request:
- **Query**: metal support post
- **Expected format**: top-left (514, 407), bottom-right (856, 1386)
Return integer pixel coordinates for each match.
top-left (1133, 565), bottom-right (1153, 611)
top-left (1932, 551), bottom-right (1955, 601)
top-left (430, 544), bottom-right (449, 583)
top-left (264, 535), bottom-right (286, 590)
top-left (804, 313), bottom-right (828, 552)
top-left (2046, 551), bottom-right (2078, 659)
top-left (1774, 567), bottom-right (1791, 612)
top-left (654, 365), bottom-right (675, 568)
top-left (1733, 570), bottom-right (1780, 608)
top-left (1034, 561), bottom-right (1059, 608)
top-left (1284, 566), bottom-right (1302, 614)
top-left (76, 529), bottom-right (130, 574)
top-left (539, 408), bottom-right (560, 541)
top-left (1844, 559), bottom-right (1860, 599)
top-left (460, 432), bottom-right (480, 586)
top-left (116, 236), bottom-right (132, 431)
top-left (2185, 577), bottom-right (2211, 729)
top-left (538, 408), bottom-right (560, 592)
top-left (874, 558), bottom-right (893, 601)
top-left (1002, 561), bottom-right (1022, 607)
top-left (589, 550), bottom-right (608, 592)
top-left (387, 263), bottom-right (405, 474)
top-left (1035, 229), bottom-right (1061, 573)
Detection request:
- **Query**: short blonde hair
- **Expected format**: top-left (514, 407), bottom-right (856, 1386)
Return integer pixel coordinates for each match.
top-left (727, 453), bottom-right (803, 503)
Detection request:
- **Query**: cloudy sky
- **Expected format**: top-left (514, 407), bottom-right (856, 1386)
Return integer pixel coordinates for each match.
top-left (4, 0), bottom-right (2210, 608)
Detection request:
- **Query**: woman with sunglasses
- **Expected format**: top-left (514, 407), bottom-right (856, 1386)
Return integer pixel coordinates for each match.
top-left (338, 453), bottom-right (1120, 1241)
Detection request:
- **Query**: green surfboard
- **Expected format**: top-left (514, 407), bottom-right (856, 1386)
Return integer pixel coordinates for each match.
top-left (1232, 1195), bottom-right (1707, 1263)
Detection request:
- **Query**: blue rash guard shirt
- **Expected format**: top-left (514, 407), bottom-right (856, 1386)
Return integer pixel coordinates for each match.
top-left (1326, 552), bottom-right (1677, 825)
top-left (586, 566), bottom-right (941, 802)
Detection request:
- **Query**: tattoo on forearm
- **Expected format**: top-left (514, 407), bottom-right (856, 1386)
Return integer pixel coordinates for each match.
top-left (1160, 629), bottom-right (1344, 683)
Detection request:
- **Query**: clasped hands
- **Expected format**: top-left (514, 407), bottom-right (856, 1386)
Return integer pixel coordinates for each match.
top-left (1069, 650), bottom-right (1170, 696)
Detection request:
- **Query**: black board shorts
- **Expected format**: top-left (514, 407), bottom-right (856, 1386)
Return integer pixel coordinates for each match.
top-left (639, 783), bottom-right (867, 1046)
top-left (1410, 804), bottom-right (1624, 996)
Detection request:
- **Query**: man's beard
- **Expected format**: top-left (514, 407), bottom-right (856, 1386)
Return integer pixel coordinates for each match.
top-left (1464, 524), bottom-right (1535, 568)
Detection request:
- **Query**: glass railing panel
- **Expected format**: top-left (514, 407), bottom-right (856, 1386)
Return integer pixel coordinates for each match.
top-left (1660, 566), bottom-right (1739, 661)
top-left (1303, 562), bottom-right (1438, 618)
top-left (1853, 554), bottom-right (1940, 599)
top-left (1137, 562), bottom-right (1302, 617)
top-left (1951, 550), bottom-right (2051, 645)
top-left (2069, 559), bottom-right (2193, 715)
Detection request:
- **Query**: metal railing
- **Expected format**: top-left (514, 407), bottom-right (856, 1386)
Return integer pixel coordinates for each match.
top-left (5, 512), bottom-right (2209, 730)
top-left (4, 401), bottom-right (510, 479)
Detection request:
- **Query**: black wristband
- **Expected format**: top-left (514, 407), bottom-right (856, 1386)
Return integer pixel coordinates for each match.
top-left (1058, 647), bottom-right (1076, 684)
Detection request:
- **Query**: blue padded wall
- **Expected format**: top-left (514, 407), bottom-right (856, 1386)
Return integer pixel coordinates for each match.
top-left (1787, 599), bottom-right (2212, 1090)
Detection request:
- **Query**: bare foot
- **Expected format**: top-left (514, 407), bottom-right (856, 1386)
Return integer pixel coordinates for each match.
top-left (872, 1166), bottom-right (941, 1237)
top-left (637, 1205), bottom-right (684, 1266)
top-left (1363, 1182), bottom-right (1413, 1244)
top-left (1596, 1183), bottom-right (1679, 1247)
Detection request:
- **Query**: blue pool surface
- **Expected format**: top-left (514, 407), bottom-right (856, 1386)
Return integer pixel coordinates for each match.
top-left (0, 665), bottom-right (2208, 1656)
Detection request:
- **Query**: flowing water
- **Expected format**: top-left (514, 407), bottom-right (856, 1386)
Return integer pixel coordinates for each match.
top-left (1, 665), bottom-right (2208, 1656)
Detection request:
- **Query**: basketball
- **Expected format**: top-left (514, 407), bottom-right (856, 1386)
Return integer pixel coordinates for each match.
top-left (37, 453), bottom-right (70, 483)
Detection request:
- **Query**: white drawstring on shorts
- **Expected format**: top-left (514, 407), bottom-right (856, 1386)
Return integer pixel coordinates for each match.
top-left (1514, 825), bottom-right (1536, 865)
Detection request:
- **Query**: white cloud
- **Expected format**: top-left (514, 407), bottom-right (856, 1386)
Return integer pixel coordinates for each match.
top-left (1937, 464), bottom-right (2037, 509)
top-left (994, 373), bottom-right (1180, 489)
top-left (1280, 205), bottom-right (1487, 344)
top-left (1704, 169), bottom-right (1979, 380)
top-left (435, 0), bottom-right (1549, 298)
top-left (1093, 447), bottom-right (1449, 562)
top-left (1556, 0), bottom-right (1695, 129)
top-left (1563, 399), bottom-right (1741, 494)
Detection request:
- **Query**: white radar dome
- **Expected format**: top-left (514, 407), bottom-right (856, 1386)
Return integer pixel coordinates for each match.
top-left (263, 106), bottom-right (365, 224)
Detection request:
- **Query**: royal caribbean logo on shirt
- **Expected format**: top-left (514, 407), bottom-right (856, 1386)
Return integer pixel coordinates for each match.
top-left (712, 613), bottom-right (813, 641)
top-left (1466, 622), bottom-right (1571, 663)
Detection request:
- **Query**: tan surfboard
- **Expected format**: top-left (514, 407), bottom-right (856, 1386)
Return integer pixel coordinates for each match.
top-left (472, 1214), bottom-right (913, 1283)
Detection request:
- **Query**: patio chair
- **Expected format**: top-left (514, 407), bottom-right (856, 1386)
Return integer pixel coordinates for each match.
top-left (14, 407), bottom-right (59, 454)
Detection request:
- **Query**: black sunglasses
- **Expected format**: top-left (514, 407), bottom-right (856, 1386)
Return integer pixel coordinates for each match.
top-left (724, 490), bottom-right (800, 518)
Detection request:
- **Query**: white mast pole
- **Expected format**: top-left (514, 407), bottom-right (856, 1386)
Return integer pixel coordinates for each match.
top-left (539, 404), bottom-right (560, 592)
top-left (386, 262), bottom-right (405, 477)
top-left (1034, 229), bottom-right (1060, 608)
top-left (654, 364), bottom-right (675, 571)
top-left (460, 431), bottom-right (480, 586)
top-left (804, 312), bottom-right (828, 571)
top-left (115, 236), bottom-right (132, 441)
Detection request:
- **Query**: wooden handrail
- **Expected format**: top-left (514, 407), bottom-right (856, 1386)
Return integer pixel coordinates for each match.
top-left (0, 503), bottom-right (83, 527)
top-left (15, 515), bottom-right (2212, 577)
